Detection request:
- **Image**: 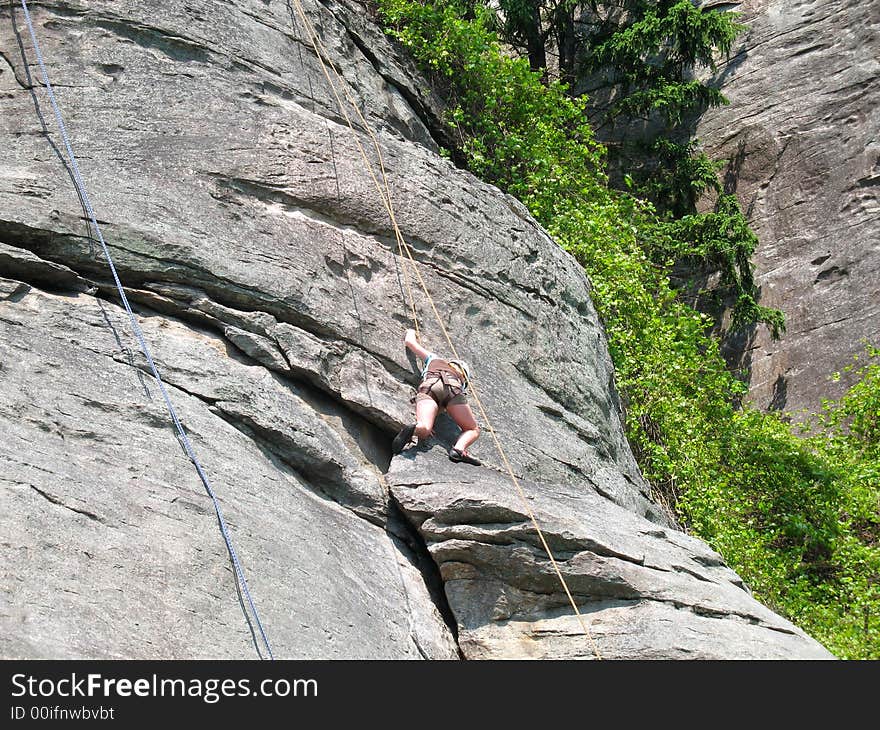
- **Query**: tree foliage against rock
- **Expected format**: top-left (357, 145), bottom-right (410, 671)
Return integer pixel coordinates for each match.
top-left (377, 0), bottom-right (878, 659)
top-left (486, 0), bottom-right (781, 339)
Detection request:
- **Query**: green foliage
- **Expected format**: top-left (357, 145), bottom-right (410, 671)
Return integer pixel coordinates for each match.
top-left (823, 345), bottom-right (880, 450)
top-left (582, 0), bottom-right (744, 124)
top-left (381, 0), bottom-right (607, 192)
top-left (655, 192), bottom-right (786, 338)
top-left (392, 0), bottom-right (781, 337)
top-left (377, 0), bottom-right (879, 658)
top-left (628, 138), bottom-right (722, 217)
top-left (574, 2), bottom-right (776, 338)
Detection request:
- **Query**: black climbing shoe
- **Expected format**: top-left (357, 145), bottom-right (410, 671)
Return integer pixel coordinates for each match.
top-left (392, 424), bottom-right (416, 454)
top-left (448, 447), bottom-right (481, 466)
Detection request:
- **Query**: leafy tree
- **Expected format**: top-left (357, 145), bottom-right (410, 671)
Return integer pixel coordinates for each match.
top-left (486, 1), bottom-right (779, 339)
top-left (495, 0), bottom-right (547, 79)
top-left (488, 2), bottom-right (742, 122)
top-left (578, 1), bottom-right (742, 126)
top-left (376, 0), bottom-right (878, 658)
top-left (493, 0), bottom-right (582, 84)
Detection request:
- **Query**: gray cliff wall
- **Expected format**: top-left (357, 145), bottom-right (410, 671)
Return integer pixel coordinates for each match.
top-left (0, 0), bottom-right (832, 658)
top-left (697, 0), bottom-right (880, 414)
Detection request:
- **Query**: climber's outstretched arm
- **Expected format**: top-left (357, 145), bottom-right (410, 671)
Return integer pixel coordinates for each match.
top-left (404, 328), bottom-right (432, 362)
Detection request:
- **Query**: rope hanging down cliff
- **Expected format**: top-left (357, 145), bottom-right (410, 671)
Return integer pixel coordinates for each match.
top-left (288, 0), bottom-right (602, 658)
top-left (14, 0), bottom-right (274, 661)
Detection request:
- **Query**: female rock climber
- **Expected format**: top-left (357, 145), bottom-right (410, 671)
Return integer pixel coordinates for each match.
top-left (391, 328), bottom-right (482, 465)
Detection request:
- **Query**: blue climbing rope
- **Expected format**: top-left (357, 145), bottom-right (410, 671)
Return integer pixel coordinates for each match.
top-left (17, 0), bottom-right (274, 660)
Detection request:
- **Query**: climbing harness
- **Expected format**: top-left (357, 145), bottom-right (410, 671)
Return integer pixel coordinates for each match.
top-left (288, 0), bottom-right (602, 658)
top-left (14, 0), bottom-right (273, 660)
top-left (415, 369), bottom-right (467, 408)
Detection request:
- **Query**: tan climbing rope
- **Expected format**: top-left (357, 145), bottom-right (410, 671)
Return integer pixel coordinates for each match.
top-left (289, 0), bottom-right (421, 338)
top-left (289, 0), bottom-right (601, 659)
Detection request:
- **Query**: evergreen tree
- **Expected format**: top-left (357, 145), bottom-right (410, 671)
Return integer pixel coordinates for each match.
top-left (489, 1), bottom-right (781, 340)
top-left (579, 1), bottom-right (741, 126)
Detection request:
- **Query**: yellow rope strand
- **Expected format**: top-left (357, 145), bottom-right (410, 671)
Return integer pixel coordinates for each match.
top-left (290, 0), bottom-right (420, 337)
top-left (289, 0), bottom-right (601, 659)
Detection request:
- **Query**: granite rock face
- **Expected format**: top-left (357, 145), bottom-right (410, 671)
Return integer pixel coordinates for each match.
top-left (696, 0), bottom-right (880, 415)
top-left (0, 0), bottom-right (833, 658)
top-left (389, 447), bottom-right (832, 659)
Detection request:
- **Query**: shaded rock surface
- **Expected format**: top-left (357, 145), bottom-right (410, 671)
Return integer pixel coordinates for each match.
top-left (0, 0), bottom-right (832, 658)
top-left (696, 0), bottom-right (880, 414)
